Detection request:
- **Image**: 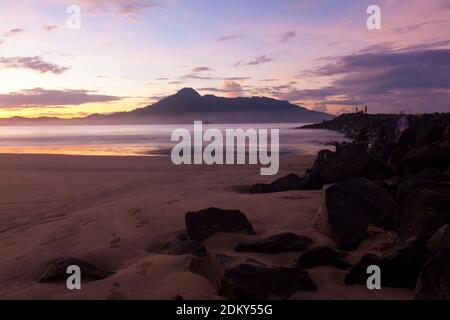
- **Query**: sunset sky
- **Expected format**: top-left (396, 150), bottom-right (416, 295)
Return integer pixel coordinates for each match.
top-left (0, 0), bottom-right (449, 118)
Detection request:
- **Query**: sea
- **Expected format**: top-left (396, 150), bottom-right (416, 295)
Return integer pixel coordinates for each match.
top-left (0, 123), bottom-right (350, 156)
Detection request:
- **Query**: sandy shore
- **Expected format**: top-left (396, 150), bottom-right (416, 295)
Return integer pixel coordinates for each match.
top-left (0, 153), bottom-right (413, 300)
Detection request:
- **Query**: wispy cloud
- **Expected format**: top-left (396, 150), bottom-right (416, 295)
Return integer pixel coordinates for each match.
top-left (393, 19), bottom-right (450, 34)
top-left (43, 25), bottom-right (58, 32)
top-left (180, 73), bottom-right (214, 80)
top-left (235, 55), bottom-right (274, 67)
top-left (224, 77), bottom-right (251, 81)
top-left (60, 0), bottom-right (158, 20)
top-left (0, 88), bottom-right (123, 108)
top-left (280, 31), bottom-right (297, 42)
top-left (192, 66), bottom-right (212, 72)
top-left (217, 34), bottom-right (244, 41)
top-left (3, 28), bottom-right (25, 38)
top-left (0, 56), bottom-right (69, 74)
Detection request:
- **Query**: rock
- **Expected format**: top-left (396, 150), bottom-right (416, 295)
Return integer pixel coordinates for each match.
top-left (426, 225), bottom-right (450, 253)
top-left (402, 144), bottom-right (450, 174)
top-left (189, 253), bottom-right (316, 300)
top-left (374, 175), bottom-right (404, 194)
top-left (185, 207), bottom-right (255, 242)
top-left (443, 125), bottom-right (450, 141)
top-left (345, 239), bottom-right (432, 288)
top-left (148, 233), bottom-right (206, 256)
top-left (304, 144), bottom-right (386, 188)
top-left (415, 126), bottom-right (445, 147)
top-left (39, 257), bottom-right (113, 283)
top-left (235, 233), bottom-right (313, 254)
top-left (249, 143), bottom-right (391, 193)
top-left (388, 127), bottom-right (418, 174)
top-left (297, 246), bottom-right (351, 269)
top-left (249, 174), bottom-right (306, 194)
top-left (416, 168), bottom-right (450, 182)
top-left (395, 179), bottom-right (450, 241)
top-left (319, 178), bottom-right (397, 250)
top-left (415, 250), bottom-right (450, 300)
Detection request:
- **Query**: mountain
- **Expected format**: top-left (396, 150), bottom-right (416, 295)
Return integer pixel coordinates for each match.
top-left (0, 88), bottom-right (333, 125)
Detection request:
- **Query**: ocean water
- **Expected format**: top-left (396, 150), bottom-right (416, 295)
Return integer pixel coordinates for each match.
top-left (0, 124), bottom-right (350, 156)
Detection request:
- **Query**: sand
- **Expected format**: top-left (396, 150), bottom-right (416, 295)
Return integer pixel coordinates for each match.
top-left (0, 153), bottom-right (413, 300)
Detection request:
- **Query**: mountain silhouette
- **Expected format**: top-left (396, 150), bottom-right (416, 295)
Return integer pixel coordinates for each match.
top-left (100, 88), bottom-right (333, 124)
top-left (0, 88), bottom-right (333, 125)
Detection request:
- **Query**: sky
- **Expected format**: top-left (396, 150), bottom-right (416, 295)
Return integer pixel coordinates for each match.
top-left (0, 0), bottom-right (449, 118)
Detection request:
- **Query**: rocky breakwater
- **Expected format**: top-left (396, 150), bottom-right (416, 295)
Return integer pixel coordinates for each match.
top-left (249, 112), bottom-right (450, 299)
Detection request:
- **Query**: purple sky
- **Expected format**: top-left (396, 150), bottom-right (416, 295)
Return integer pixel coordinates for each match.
top-left (0, 0), bottom-right (449, 117)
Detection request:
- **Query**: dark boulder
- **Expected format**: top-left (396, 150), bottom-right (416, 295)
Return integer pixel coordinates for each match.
top-left (415, 126), bottom-right (445, 147)
top-left (249, 143), bottom-right (391, 194)
top-left (426, 225), bottom-right (450, 253)
top-left (388, 127), bottom-right (418, 174)
top-left (39, 257), bottom-right (113, 283)
top-left (148, 233), bottom-right (206, 256)
top-left (235, 233), bottom-right (313, 254)
top-left (416, 168), bottom-right (450, 182)
top-left (189, 253), bottom-right (316, 300)
top-left (297, 246), bottom-right (351, 269)
top-left (415, 250), bottom-right (450, 300)
top-left (402, 144), bottom-right (450, 174)
top-left (394, 179), bottom-right (450, 241)
top-left (249, 174), bottom-right (306, 194)
top-left (443, 125), bottom-right (450, 141)
top-left (319, 178), bottom-right (397, 250)
top-left (304, 144), bottom-right (390, 188)
top-left (185, 208), bottom-right (255, 242)
top-left (345, 239), bottom-right (432, 289)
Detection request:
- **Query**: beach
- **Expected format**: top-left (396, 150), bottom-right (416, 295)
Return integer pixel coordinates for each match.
top-left (0, 153), bottom-right (412, 300)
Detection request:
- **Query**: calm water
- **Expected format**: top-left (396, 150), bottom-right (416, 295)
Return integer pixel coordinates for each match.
top-left (0, 124), bottom-right (350, 156)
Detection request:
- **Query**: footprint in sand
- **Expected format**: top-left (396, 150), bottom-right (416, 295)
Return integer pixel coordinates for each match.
top-left (107, 283), bottom-right (126, 300)
top-left (137, 261), bottom-right (153, 276)
top-left (110, 236), bottom-right (121, 249)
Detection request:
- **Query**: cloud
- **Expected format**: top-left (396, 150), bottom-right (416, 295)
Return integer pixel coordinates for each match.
top-left (223, 77), bottom-right (251, 81)
top-left (217, 34), bottom-right (244, 41)
top-left (197, 80), bottom-right (246, 97)
top-left (43, 25), bottom-right (58, 32)
top-left (280, 31), bottom-right (297, 42)
top-left (180, 73), bottom-right (214, 80)
top-left (393, 19), bottom-right (450, 34)
top-left (235, 55), bottom-right (274, 67)
top-left (192, 66), bottom-right (211, 72)
top-left (0, 56), bottom-right (69, 74)
top-left (295, 44), bottom-right (450, 113)
top-left (3, 28), bottom-right (25, 37)
top-left (155, 77), bottom-right (170, 80)
top-left (59, 0), bottom-right (158, 20)
top-left (311, 104), bottom-right (327, 113)
top-left (221, 80), bottom-right (243, 97)
top-left (0, 88), bottom-right (123, 108)
top-left (260, 78), bottom-right (280, 82)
